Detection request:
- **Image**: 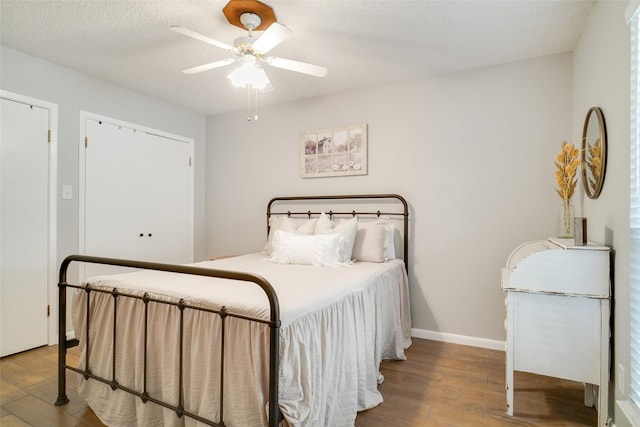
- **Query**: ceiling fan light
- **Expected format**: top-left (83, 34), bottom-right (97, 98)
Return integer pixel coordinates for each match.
top-left (249, 66), bottom-right (271, 90)
top-left (227, 59), bottom-right (271, 90)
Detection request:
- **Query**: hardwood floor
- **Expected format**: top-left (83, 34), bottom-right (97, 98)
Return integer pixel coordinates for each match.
top-left (356, 339), bottom-right (596, 426)
top-left (1, 338), bottom-right (596, 426)
top-left (0, 345), bottom-right (103, 427)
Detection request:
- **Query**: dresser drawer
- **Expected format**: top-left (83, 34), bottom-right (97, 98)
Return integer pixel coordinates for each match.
top-left (511, 292), bottom-right (602, 384)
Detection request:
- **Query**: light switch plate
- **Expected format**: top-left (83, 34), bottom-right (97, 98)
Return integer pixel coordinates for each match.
top-left (62, 185), bottom-right (72, 200)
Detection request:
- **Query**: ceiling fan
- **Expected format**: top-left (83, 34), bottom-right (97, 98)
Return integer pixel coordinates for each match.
top-left (171, 0), bottom-right (328, 90)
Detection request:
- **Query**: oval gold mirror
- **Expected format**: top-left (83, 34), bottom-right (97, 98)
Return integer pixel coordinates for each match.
top-left (581, 107), bottom-right (607, 199)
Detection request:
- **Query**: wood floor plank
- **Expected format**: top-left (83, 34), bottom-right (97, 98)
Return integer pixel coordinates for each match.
top-left (2, 395), bottom-right (83, 427)
top-left (0, 413), bottom-right (32, 426)
top-left (0, 378), bottom-right (28, 405)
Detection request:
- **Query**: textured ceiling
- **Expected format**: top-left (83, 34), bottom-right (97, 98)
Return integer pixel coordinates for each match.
top-left (0, 0), bottom-right (595, 116)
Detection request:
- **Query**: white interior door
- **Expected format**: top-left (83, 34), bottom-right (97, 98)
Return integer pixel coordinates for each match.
top-left (84, 120), bottom-right (143, 264)
top-left (1, 98), bottom-right (50, 357)
top-left (82, 116), bottom-right (193, 279)
top-left (136, 131), bottom-right (192, 264)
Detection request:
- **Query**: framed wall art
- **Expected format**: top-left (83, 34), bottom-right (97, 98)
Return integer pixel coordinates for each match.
top-left (301, 124), bottom-right (367, 178)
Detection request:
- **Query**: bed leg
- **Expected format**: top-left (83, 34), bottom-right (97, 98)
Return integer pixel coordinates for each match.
top-left (268, 322), bottom-right (280, 427)
top-left (55, 280), bottom-right (69, 406)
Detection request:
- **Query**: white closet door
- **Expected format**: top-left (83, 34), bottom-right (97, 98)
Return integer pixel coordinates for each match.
top-left (136, 131), bottom-right (192, 264)
top-left (84, 121), bottom-right (142, 264)
top-left (1, 99), bottom-right (49, 357)
top-left (83, 118), bottom-right (193, 278)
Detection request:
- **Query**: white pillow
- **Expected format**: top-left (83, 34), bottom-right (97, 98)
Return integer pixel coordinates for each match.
top-left (290, 216), bottom-right (318, 234)
top-left (315, 212), bottom-right (358, 262)
top-left (267, 230), bottom-right (342, 266)
top-left (384, 221), bottom-right (397, 259)
top-left (352, 218), bottom-right (397, 262)
top-left (313, 233), bottom-right (343, 266)
top-left (264, 216), bottom-right (318, 255)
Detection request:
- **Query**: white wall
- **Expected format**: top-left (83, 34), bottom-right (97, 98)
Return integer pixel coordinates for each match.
top-left (0, 46), bottom-right (208, 267)
top-left (206, 53), bottom-right (573, 344)
top-left (572, 1), bottom-right (631, 425)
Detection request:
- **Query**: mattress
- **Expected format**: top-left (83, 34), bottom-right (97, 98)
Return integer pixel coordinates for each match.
top-left (72, 253), bottom-right (412, 426)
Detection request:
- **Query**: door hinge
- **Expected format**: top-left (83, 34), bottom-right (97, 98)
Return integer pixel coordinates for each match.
top-left (85, 136), bottom-right (88, 148)
top-left (189, 157), bottom-right (192, 166)
top-left (47, 305), bottom-right (50, 317)
top-left (48, 130), bottom-right (51, 143)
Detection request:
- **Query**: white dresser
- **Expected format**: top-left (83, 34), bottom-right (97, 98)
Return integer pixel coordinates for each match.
top-left (501, 238), bottom-right (611, 426)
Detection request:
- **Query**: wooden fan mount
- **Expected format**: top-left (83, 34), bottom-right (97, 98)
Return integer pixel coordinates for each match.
top-left (223, 0), bottom-right (277, 31)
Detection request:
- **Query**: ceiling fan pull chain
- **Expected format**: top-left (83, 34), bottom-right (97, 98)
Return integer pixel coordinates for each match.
top-left (245, 84), bottom-right (259, 121)
top-left (246, 85), bottom-right (252, 121)
top-left (254, 87), bottom-right (259, 121)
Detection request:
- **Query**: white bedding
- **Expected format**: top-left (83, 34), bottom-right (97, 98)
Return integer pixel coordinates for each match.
top-left (72, 253), bottom-right (412, 427)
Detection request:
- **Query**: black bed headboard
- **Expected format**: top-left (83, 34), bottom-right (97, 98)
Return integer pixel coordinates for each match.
top-left (267, 194), bottom-right (409, 272)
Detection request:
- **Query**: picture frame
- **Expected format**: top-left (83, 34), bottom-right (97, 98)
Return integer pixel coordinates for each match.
top-left (301, 124), bottom-right (367, 178)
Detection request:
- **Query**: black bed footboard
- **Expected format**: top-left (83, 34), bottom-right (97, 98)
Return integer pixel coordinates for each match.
top-left (55, 254), bottom-right (282, 427)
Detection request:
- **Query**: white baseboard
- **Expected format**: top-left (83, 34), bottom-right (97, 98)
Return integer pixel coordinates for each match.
top-left (411, 328), bottom-right (505, 351)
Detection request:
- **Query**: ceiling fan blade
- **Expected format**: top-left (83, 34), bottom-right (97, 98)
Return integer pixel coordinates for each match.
top-left (171, 26), bottom-right (236, 52)
top-left (266, 57), bottom-right (328, 78)
top-left (183, 58), bottom-right (236, 74)
top-left (252, 23), bottom-right (293, 54)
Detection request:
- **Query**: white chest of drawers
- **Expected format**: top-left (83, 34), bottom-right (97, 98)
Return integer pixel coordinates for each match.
top-left (501, 238), bottom-right (611, 426)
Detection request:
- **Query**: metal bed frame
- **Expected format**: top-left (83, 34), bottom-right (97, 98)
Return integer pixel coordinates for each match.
top-left (55, 193), bottom-right (409, 427)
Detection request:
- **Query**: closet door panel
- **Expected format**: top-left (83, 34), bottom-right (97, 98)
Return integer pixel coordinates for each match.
top-left (138, 132), bottom-right (192, 264)
top-left (84, 121), bottom-right (143, 259)
top-left (0, 99), bottom-right (49, 356)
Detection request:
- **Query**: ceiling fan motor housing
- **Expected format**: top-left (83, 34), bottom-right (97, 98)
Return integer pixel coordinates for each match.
top-left (222, 0), bottom-right (276, 31)
top-left (240, 13), bottom-right (261, 31)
